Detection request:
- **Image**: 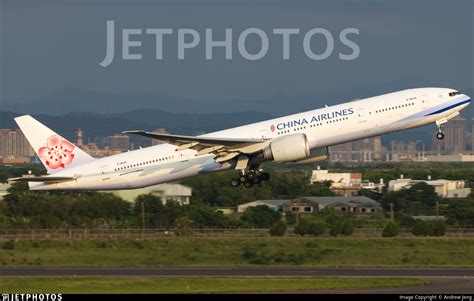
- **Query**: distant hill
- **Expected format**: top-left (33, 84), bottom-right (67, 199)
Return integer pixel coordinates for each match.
top-left (0, 110), bottom-right (274, 143)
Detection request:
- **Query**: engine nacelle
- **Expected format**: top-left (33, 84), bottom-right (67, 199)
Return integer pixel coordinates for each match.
top-left (263, 133), bottom-right (310, 162)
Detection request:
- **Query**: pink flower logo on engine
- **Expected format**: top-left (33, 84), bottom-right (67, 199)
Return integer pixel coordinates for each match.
top-left (38, 135), bottom-right (75, 169)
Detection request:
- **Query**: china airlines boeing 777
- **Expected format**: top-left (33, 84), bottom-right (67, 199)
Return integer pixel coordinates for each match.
top-left (11, 87), bottom-right (470, 190)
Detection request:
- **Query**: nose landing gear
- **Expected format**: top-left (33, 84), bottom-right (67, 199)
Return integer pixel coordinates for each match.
top-left (435, 119), bottom-right (447, 140)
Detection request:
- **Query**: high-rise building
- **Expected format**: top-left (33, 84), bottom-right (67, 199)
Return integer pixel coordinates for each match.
top-left (106, 135), bottom-right (130, 151)
top-left (330, 142), bottom-right (352, 162)
top-left (390, 140), bottom-right (418, 161)
top-left (352, 136), bottom-right (382, 162)
top-left (441, 116), bottom-right (466, 154)
top-left (0, 129), bottom-right (34, 158)
top-left (471, 117), bottom-right (474, 152)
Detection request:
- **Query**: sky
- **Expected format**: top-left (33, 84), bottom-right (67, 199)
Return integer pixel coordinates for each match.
top-left (0, 0), bottom-right (473, 115)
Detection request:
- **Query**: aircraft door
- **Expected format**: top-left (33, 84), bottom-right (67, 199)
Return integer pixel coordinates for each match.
top-left (420, 94), bottom-right (431, 109)
top-left (260, 129), bottom-right (271, 139)
top-left (357, 108), bottom-right (367, 123)
top-left (100, 165), bottom-right (110, 181)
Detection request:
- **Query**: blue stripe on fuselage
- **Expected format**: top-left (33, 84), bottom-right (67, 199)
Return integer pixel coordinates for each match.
top-left (425, 98), bottom-right (471, 116)
top-left (397, 96), bottom-right (471, 123)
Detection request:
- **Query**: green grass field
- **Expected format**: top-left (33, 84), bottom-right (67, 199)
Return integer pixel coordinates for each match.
top-left (1, 237), bottom-right (473, 268)
top-left (0, 277), bottom-right (427, 293)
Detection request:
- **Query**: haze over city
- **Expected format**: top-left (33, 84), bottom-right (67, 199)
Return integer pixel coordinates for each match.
top-left (0, 0), bottom-right (472, 116)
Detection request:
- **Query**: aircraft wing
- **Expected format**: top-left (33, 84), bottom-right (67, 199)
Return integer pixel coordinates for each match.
top-left (123, 130), bottom-right (269, 163)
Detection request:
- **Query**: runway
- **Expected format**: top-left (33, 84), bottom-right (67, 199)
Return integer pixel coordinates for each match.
top-left (1, 267), bottom-right (474, 277)
top-left (2, 268), bottom-right (473, 293)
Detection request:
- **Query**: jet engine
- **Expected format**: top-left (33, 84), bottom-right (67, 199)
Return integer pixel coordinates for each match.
top-left (263, 133), bottom-right (310, 162)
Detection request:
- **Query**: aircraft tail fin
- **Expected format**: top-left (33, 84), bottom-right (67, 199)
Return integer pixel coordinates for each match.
top-left (14, 115), bottom-right (95, 174)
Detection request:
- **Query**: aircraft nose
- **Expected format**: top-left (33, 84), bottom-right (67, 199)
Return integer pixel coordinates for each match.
top-left (463, 94), bottom-right (471, 104)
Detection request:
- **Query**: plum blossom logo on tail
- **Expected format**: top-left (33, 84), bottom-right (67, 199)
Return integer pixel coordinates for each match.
top-left (38, 135), bottom-right (75, 169)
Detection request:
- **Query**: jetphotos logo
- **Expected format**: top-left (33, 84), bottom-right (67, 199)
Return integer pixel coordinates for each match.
top-left (272, 107), bottom-right (354, 131)
top-left (100, 20), bottom-right (360, 67)
top-left (1, 294), bottom-right (62, 301)
top-left (38, 135), bottom-right (75, 169)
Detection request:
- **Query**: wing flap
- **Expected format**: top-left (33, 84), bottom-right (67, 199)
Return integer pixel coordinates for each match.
top-left (124, 130), bottom-right (270, 164)
top-left (123, 130), bottom-right (265, 146)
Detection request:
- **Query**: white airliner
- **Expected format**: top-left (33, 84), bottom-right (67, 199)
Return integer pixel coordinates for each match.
top-left (11, 87), bottom-right (470, 190)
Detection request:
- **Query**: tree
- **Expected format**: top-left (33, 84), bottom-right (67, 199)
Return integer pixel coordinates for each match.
top-left (307, 222), bottom-right (326, 236)
top-left (269, 220), bottom-right (287, 236)
top-left (174, 216), bottom-right (193, 236)
top-left (340, 221), bottom-right (354, 236)
top-left (382, 222), bottom-right (400, 237)
top-left (432, 221), bottom-right (446, 236)
top-left (240, 205), bottom-right (281, 228)
top-left (294, 219), bottom-right (310, 236)
top-left (445, 199), bottom-right (474, 227)
top-left (186, 203), bottom-right (230, 228)
top-left (330, 222), bottom-right (342, 237)
top-left (412, 220), bottom-right (431, 236)
top-left (284, 212), bottom-right (297, 226)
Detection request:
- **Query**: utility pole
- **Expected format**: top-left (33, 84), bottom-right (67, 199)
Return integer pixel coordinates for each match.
top-left (141, 202), bottom-right (146, 236)
top-left (436, 201), bottom-right (439, 221)
top-left (390, 203), bottom-right (394, 222)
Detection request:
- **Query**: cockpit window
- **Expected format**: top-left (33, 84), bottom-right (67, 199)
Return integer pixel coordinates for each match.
top-left (449, 91), bottom-right (461, 97)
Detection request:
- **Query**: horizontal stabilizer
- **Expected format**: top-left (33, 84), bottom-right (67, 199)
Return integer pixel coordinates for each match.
top-left (9, 176), bottom-right (76, 183)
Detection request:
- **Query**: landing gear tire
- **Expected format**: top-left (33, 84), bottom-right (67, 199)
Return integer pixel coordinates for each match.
top-left (243, 181), bottom-right (254, 188)
top-left (247, 171), bottom-right (258, 181)
top-left (260, 172), bottom-right (270, 181)
top-left (231, 179), bottom-right (241, 187)
top-left (436, 132), bottom-right (445, 140)
top-left (252, 176), bottom-right (262, 184)
top-left (231, 169), bottom-right (270, 187)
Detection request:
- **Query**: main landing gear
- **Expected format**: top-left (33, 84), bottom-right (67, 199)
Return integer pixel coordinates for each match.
top-left (230, 169), bottom-right (270, 188)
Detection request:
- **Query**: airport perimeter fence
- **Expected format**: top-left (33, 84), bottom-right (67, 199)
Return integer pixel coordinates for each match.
top-left (0, 228), bottom-right (474, 239)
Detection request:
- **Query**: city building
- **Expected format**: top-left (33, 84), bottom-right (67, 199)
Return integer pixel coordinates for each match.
top-left (283, 196), bottom-right (381, 215)
top-left (472, 117), bottom-right (474, 152)
top-left (106, 135), bottom-right (130, 151)
top-left (425, 154), bottom-right (474, 162)
top-left (310, 167), bottom-right (384, 196)
top-left (78, 143), bottom-right (122, 158)
top-left (330, 136), bottom-right (382, 162)
top-left (330, 142), bottom-right (353, 162)
top-left (237, 200), bottom-right (288, 213)
top-left (432, 116), bottom-right (467, 155)
top-left (390, 140), bottom-right (419, 161)
top-left (388, 176), bottom-right (471, 198)
top-left (0, 183), bottom-right (11, 200)
top-left (0, 128), bottom-right (34, 159)
top-left (310, 168), bottom-right (362, 188)
top-left (236, 196), bottom-right (381, 215)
